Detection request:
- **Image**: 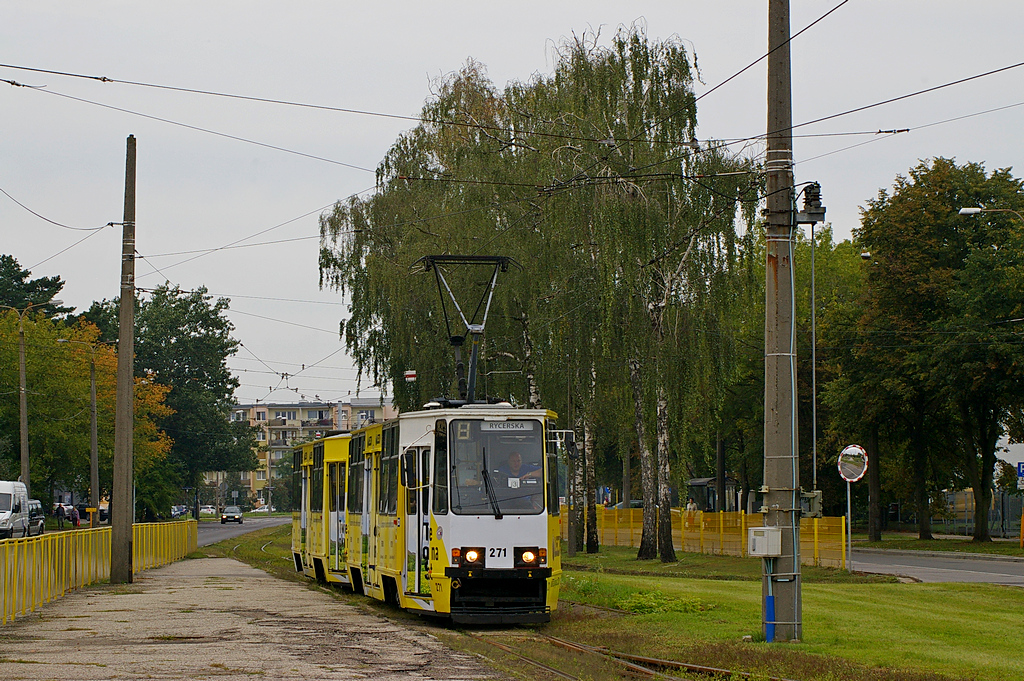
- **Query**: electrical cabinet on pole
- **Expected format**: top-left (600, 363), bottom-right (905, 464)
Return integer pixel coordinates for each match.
top-left (762, 0), bottom-right (800, 642)
top-left (111, 135), bottom-right (136, 584)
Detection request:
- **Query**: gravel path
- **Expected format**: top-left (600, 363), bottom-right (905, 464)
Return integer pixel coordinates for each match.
top-left (0, 557), bottom-right (500, 680)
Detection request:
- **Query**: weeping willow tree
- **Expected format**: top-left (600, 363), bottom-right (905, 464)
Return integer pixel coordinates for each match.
top-left (320, 25), bottom-right (760, 561)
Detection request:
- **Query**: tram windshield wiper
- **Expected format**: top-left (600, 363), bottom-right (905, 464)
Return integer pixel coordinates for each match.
top-left (480, 467), bottom-right (503, 520)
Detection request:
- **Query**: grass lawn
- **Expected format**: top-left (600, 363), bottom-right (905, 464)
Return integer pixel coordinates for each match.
top-left (560, 545), bottom-right (1024, 680)
top-left (212, 525), bottom-right (1024, 681)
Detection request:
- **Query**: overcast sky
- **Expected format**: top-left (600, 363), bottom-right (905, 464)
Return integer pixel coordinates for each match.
top-left (2, 1), bottom-right (1022, 406)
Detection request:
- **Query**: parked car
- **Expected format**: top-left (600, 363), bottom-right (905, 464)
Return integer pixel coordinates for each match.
top-left (199, 505), bottom-right (216, 515)
top-left (0, 480), bottom-right (29, 538)
top-left (27, 499), bottom-right (45, 536)
top-left (251, 505), bottom-right (275, 513)
top-left (220, 506), bottom-right (243, 524)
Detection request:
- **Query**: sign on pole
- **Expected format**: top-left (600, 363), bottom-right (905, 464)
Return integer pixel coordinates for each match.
top-left (838, 445), bottom-right (868, 574)
top-left (1017, 462), bottom-right (1024, 490)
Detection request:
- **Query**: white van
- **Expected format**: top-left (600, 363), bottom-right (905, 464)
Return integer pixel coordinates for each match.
top-left (0, 480), bottom-right (30, 539)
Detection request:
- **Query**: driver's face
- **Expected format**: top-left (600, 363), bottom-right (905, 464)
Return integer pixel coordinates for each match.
top-left (508, 453), bottom-right (522, 471)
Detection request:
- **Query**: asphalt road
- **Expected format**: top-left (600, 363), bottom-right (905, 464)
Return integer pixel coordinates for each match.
top-left (195, 514), bottom-right (292, 547)
top-left (852, 548), bottom-right (1024, 585)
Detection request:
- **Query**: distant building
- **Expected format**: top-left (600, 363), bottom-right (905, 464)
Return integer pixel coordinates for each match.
top-left (339, 396), bottom-right (398, 431)
top-left (204, 397), bottom-right (397, 507)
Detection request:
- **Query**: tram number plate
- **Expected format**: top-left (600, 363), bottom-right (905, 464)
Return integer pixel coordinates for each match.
top-left (508, 478), bottom-right (520, 489)
top-left (489, 547), bottom-right (506, 558)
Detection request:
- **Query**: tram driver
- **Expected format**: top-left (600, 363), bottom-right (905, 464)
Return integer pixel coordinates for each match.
top-left (499, 451), bottom-right (541, 481)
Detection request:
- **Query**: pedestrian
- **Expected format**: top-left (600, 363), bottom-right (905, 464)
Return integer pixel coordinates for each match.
top-left (70, 505), bottom-right (80, 528)
top-left (686, 497), bottom-right (698, 513)
top-left (55, 503), bottom-right (66, 529)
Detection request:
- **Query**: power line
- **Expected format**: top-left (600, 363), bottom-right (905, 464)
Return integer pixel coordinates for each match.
top-left (0, 184), bottom-right (111, 232)
top-left (139, 234), bottom-right (322, 258)
top-left (137, 287), bottom-right (342, 306)
top-left (228, 308), bottom-right (339, 335)
top-left (28, 225), bottom-right (112, 270)
top-left (137, 198), bottom-right (358, 278)
top-left (694, 0), bottom-right (852, 104)
top-left (790, 60), bottom-right (1024, 133)
top-left (2, 80), bottom-right (376, 173)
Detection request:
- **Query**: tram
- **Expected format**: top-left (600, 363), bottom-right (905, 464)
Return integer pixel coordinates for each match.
top-left (293, 403), bottom-right (565, 623)
top-left (293, 254), bottom-right (567, 622)
top-left (292, 433), bottom-right (351, 586)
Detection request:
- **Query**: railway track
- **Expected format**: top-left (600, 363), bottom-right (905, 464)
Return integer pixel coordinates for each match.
top-left (465, 630), bottom-right (799, 681)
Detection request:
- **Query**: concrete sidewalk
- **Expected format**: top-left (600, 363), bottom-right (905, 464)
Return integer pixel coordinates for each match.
top-left (0, 558), bottom-right (500, 680)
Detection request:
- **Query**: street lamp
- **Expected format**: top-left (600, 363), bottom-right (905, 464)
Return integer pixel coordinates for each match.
top-left (56, 338), bottom-right (102, 526)
top-left (0, 300), bottom-right (63, 499)
top-left (958, 206), bottom-right (1024, 223)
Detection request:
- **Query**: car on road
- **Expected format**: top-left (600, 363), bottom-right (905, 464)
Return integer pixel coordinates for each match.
top-left (27, 499), bottom-right (45, 536)
top-left (220, 506), bottom-right (243, 524)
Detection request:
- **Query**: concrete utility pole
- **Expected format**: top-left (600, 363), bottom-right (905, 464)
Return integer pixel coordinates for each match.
top-left (763, 0), bottom-right (801, 642)
top-left (111, 135), bottom-right (136, 584)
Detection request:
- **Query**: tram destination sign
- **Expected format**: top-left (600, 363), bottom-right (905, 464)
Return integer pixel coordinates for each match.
top-left (480, 421), bottom-right (535, 431)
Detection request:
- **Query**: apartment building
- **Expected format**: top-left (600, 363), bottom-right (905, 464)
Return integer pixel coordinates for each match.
top-left (205, 397), bottom-right (397, 506)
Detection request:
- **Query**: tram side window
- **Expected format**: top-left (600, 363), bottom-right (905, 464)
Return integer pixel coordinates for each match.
top-left (547, 447), bottom-right (560, 516)
top-left (329, 463), bottom-right (345, 513)
top-left (432, 419), bottom-right (448, 514)
top-left (311, 443), bottom-right (324, 512)
top-left (292, 449), bottom-right (302, 512)
top-left (377, 453), bottom-right (399, 515)
top-left (405, 449), bottom-right (418, 516)
top-left (347, 435), bottom-right (365, 514)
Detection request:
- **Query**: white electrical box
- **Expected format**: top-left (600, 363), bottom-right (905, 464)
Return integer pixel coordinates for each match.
top-left (748, 527), bottom-right (783, 557)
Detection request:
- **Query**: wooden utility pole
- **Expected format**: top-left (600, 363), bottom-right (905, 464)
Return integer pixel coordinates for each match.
top-left (763, 0), bottom-right (801, 641)
top-left (111, 135), bottom-right (136, 584)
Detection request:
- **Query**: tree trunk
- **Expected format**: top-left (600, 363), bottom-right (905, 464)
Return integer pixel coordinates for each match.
top-left (656, 385), bottom-right (676, 562)
top-left (910, 421), bottom-right (933, 540)
top-left (866, 425), bottom-right (882, 542)
top-left (962, 400), bottom-right (999, 543)
top-left (628, 358), bottom-right (657, 559)
top-left (622, 445), bottom-right (631, 507)
top-left (520, 315), bottom-right (542, 409)
top-left (739, 456), bottom-right (749, 514)
top-left (716, 432), bottom-right (726, 512)
top-left (571, 434), bottom-right (585, 552)
top-left (584, 416), bottom-right (599, 553)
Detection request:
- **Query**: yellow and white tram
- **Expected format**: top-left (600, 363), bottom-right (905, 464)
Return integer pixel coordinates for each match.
top-left (293, 404), bottom-right (564, 624)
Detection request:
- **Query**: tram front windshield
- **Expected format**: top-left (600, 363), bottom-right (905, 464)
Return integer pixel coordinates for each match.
top-left (450, 419), bottom-right (544, 515)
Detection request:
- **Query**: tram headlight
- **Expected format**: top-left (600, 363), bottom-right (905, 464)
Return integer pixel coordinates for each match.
top-left (460, 547), bottom-right (485, 567)
top-left (515, 546), bottom-right (541, 567)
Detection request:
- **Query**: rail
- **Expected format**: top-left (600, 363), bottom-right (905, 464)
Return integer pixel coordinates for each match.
top-left (1, 520), bottom-right (197, 625)
top-left (561, 507), bottom-right (846, 568)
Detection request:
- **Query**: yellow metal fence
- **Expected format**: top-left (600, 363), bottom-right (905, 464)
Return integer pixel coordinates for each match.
top-left (561, 508), bottom-right (846, 569)
top-left (2, 520), bottom-right (197, 625)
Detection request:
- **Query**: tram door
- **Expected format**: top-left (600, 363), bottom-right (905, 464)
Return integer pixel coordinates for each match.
top-left (328, 463), bottom-right (346, 571)
top-left (403, 447), bottom-right (431, 594)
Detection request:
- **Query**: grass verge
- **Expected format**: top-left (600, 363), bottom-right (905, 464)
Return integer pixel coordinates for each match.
top-left (214, 525), bottom-right (1024, 681)
top-left (857, 533), bottom-right (1024, 556)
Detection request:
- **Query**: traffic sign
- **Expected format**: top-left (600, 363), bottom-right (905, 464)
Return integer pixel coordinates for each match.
top-left (1017, 462), bottom-right (1024, 477)
top-left (838, 444), bottom-right (868, 483)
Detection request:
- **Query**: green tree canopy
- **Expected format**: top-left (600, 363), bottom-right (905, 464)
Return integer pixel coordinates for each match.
top-left (0, 254), bottom-right (74, 315)
top-left (832, 158), bottom-right (1024, 541)
top-left (320, 26), bottom-right (760, 560)
top-left (86, 284), bottom-right (257, 495)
